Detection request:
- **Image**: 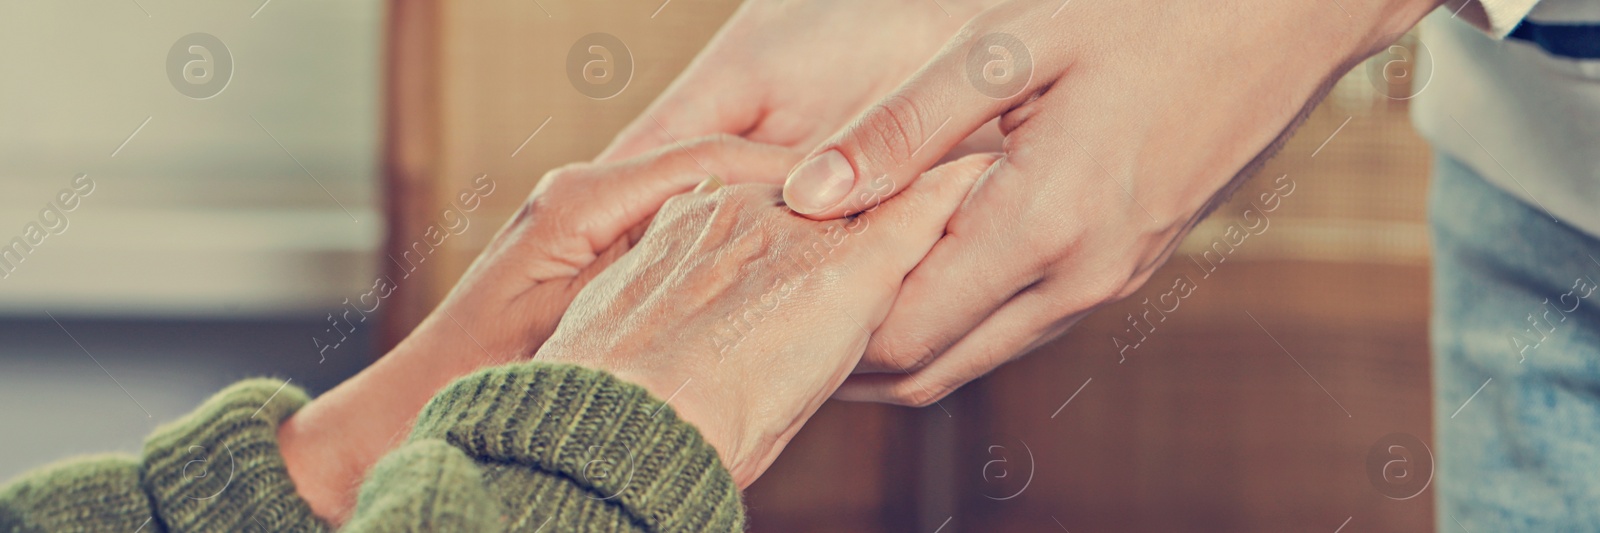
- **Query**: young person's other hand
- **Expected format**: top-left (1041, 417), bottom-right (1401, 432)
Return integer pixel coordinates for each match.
top-left (598, 0), bottom-right (1002, 163)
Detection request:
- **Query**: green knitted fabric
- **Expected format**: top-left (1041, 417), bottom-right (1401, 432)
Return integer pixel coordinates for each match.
top-left (341, 439), bottom-right (504, 532)
top-left (0, 378), bottom-right (319, 533)
top-left (142, 378), bottom-right (325, 532)
top-left (0, 364), bottom-right (743, 532)
top-left (410, 364), bottom-right (744, 531)
top-left (0, 455), bottom-right (154, 533)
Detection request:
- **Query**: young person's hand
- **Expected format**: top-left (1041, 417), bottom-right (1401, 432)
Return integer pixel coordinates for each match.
top-left (777, 0), bottom-right (1444, 406)
top-left (538, 154), bottom-right (996, 487)
top-left (279, 136), bottom-right (802, 524)
top-left (597, 0), bottom-right (1001, 163)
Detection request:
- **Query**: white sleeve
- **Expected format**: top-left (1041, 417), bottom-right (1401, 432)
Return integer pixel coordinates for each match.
top-left (1474, 0), bottom-right (1544, 38)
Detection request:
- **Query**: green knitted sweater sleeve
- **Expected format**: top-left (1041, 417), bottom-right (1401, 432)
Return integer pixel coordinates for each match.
top-left (0, 364), bottom-right (743, 532)
top-left (340, 439), bottom-right (505, 532)
top-left (403, 363), bottom-right (745, 531)
top-left (0, 378), bottom-right (325, 533)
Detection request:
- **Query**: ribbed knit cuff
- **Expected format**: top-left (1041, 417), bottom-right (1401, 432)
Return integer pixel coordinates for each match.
top-left (411, 363), bottom-right (743, 531)
top-left (141, 378), bottom-right (326, 533)
top-left (342, 439), bottom-right (504, 532)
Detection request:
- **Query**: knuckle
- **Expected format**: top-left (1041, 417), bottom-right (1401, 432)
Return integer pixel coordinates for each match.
top-left (1038, 288), bottom-right (1089, 320)
top-left (509, 196), bottom-right (540, 228)
top-left (706, 186), bottom-right (758, 216)
top-left (702, 190), bottom-right (783, 264)
top-left (875, 334), bottom-right (944, 373)
top-left (515, 167), bottom-right (577, 228)
top-left (852, 94), bottom-right (927, 171)
top-left (716, 183), bottom-right (760, 204)
top-left (727, 185), bottom-right (795, 224)
top-left (522, 163), bottom-right (592, 219)
top-left (1059, 265), bottom-right (1133, 311)
top-left (1014, 216), bottom-right (1077, 271)
top-left (709, 186), bottom-right (770, 219)
top-left (1018, 229), bottom-right (1067, 267)
top-left (658, 191), bottom-right (708, 222)
top-left (534, 162), bottom-right (588, 193)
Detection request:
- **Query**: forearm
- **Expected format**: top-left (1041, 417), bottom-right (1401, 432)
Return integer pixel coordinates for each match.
top-left (1186, 0), bottom-right (1447, 223)
top-left (278, 322), bottom-right (497, 524)
top-left (1079, 0), bottom-right (1444, 229)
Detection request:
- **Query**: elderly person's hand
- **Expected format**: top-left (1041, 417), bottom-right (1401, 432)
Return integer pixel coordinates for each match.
top-left (777, 0), bottom-right (1444, 405)
top-left (279, 136), bottom-right (802, 523)
top-left (537, 154), bottom-right (995, 487)
top-left (403, 138), bottom-right (803, 369)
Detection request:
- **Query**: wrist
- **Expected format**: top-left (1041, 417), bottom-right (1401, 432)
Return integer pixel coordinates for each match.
top-left (1349, 0), bottom-right (1451, 53)
top-left (537, 344), bottom-right (745, 479)
top-left (408, 281), bottom-right (566, 374)
top-left (277, 338), bottom-right (494, 524)
top-left (610, 367), bottom-right (749, 479)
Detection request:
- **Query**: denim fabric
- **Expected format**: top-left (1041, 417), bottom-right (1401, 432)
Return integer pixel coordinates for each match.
top-left (1431, 152), bottom-right (1600, 531)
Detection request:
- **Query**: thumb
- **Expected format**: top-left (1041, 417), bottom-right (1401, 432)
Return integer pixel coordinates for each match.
top-left (845, 153), bottom-right (999, 279)
top-left (781, 28), bottom-right (1041, 219)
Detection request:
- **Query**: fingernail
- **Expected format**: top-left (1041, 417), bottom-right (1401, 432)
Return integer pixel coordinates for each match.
top-left (783, 149), bottom-right (855, 215)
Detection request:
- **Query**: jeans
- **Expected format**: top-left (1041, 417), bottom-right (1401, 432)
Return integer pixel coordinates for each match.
top-left (1432, 152), bottom-right (1600, 530)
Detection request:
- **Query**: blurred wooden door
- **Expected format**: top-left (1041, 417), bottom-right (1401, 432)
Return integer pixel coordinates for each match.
top-left (379, 1), bottom-right (1436, 530)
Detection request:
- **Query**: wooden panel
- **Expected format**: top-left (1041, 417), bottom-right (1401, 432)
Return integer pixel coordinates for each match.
top-left (379, 0), bottom-right (445, 353)
top-left (743, 402), bottom-right (925, 532)
top-left (945, 87), bottom-right (1437, 531)
top-left (951, 261), bottom-right (1433, 532)
top-left (432, 0), bottom-right (748, 279)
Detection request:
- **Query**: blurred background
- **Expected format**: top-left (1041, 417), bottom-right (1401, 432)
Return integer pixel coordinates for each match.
top-left (0, 0), bottom-right (1435, 531)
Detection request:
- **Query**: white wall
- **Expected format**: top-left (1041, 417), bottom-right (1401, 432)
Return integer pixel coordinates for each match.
top-left (0, 0), bottom-right (383, 316)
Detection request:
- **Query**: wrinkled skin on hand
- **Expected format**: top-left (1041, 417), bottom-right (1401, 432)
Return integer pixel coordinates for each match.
top-left (403, 136), bottom-right (804, 368)
top-left (538, 154), bottom-right (996, 486)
